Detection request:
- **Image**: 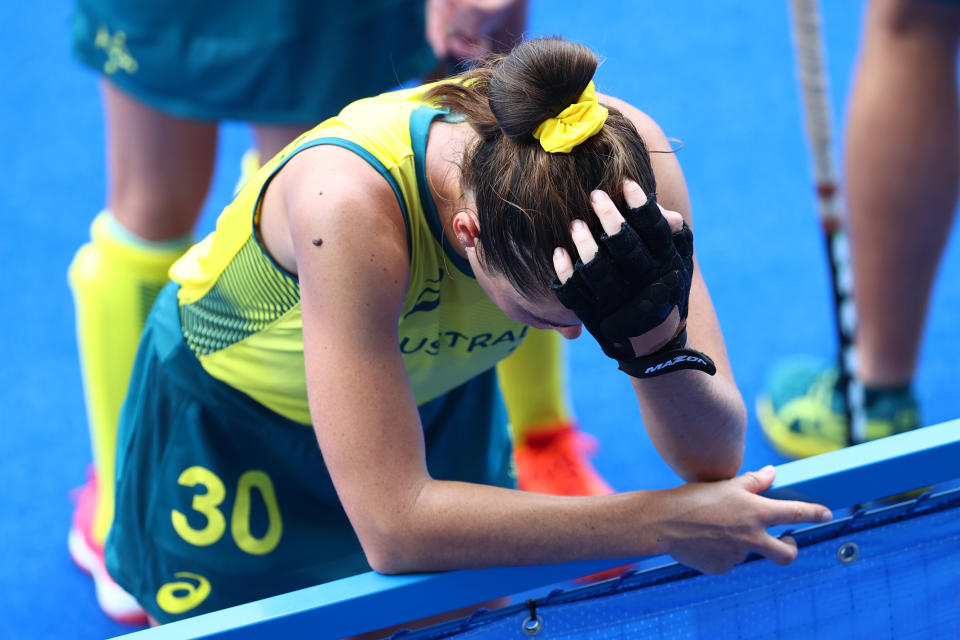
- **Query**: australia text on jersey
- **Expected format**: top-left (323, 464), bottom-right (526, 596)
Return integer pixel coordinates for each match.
top-left (400, 269), bottom-right (529, 356)
top-left (400, 326), bottom-right (530, 356)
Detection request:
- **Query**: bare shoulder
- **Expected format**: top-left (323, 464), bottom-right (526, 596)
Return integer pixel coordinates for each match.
top-left (259, 143), bottom-right (412, 331)
top-left (598, 92), bottom-right (691, 218)
top-left (284, 145), bottom-right (407, 255)
top-left (259, 143), bottom-right (410, 292)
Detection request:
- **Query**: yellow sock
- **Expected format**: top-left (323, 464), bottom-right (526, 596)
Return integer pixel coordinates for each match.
top-left (496, 327), bottom-right (571, 444)
top-left (68, 211), bottom-right (192, 546)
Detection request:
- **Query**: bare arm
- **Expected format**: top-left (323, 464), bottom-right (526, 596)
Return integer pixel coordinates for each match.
top-left (584, 95), bottom-right (747, 482)
top-left (285, 147), bottom-right (663, 571)
top-left (282, 145), bottom-right (823, 578)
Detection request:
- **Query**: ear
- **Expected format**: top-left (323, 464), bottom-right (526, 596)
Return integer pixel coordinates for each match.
top-left (452, 209), bottom-right (481, 249)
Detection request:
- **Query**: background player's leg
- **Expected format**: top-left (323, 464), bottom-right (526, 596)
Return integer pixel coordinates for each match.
top-left (234, 123), bottom-right (314, 192)
top-left (68, 81), bottom-right (215, 622)
top-left (758, 0), bottom-right (960, 458)
top-left (103, 83), bottom-right (217, 241)
top-left (846, 0), bottom-right (960, 388)
top-left (252, 123), bottom-right (314, 161)
top-left (498, 328), bottom-right (612, 495)
top-left (74, 81), bottom-right (216, 546)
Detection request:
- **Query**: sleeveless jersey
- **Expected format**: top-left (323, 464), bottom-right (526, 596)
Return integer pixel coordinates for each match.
top-left (169, 84), bottom-right (530, 424)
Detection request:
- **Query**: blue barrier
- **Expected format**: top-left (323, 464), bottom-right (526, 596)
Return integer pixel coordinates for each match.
top-left (115, 418), bottom-right (960, 639)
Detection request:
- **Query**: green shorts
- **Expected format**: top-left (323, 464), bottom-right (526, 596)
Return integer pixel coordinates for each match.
top-left (71, 0), bottom-right (437, 123)
top-left (105, 283), bottom-right (514, 623)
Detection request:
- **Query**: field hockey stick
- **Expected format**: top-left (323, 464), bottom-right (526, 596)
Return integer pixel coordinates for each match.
top-left (788, 0), bottom-right (866, 445)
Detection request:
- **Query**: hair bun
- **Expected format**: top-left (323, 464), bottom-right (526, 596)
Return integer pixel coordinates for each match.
top-left (489, 38), bottom-right (600, 141)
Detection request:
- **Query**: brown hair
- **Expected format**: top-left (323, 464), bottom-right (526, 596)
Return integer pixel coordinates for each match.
top-left (422, 37), bottom-right (656, 299)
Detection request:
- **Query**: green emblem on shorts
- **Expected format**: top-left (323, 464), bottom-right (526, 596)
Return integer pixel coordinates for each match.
top-left (94, 25), bottom-right (138, 75)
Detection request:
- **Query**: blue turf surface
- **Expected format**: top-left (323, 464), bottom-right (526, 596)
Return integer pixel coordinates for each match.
top-left (1, 1), bottom-right (958, 638)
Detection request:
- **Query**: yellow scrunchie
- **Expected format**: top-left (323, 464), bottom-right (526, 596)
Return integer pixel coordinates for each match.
top-left (532, 81), bottom-right (609, 154)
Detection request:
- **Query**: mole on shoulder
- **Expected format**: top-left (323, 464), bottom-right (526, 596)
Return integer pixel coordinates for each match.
top-left (311, 236), bottom-right (323, 247)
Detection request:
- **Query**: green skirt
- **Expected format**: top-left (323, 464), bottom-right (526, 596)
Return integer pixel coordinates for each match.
top-left (105, 283), bottom-right (514, 622)
top-left (71, 0), bottom-right (437, 123)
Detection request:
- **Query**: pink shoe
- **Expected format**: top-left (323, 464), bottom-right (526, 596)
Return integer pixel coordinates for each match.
top-left (514, 422), bottom-right (614, 496)
top-left (68, 468), bottom-right (148, 626)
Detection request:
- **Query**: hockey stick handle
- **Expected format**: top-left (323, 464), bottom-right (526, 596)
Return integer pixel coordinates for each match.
top-left (790, 0), bottom-right (839, 218)
top-left (788, 0), bottom-right (866, 444)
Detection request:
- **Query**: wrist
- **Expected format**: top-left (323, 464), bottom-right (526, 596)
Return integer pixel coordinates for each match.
top-left (618, 329), bottom-right (716, 378)
top-left (637, 488), bottom-right (677, 556)
top-left (667, 320), bottom-right (687, 348)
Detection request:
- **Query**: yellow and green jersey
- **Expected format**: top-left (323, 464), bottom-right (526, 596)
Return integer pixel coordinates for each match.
top-left (169, 84), bottom-right (529, 424)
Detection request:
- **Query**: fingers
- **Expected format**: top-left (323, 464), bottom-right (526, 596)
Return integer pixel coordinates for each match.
top-left (662, 209), bottom-right (684, 234)
top-left (735, 465), bottom-right (777, 494)
top-left (424, 0), bottom-right (451, 58)
top-left (553, 247), bottom-right (574, 284)
top-left (554, 182), bottom-right (685, 282)
top-left (754, 533), bottom-right (799, 566)
top-left (553, 192), bottom-right (616, 276)
top-left (622, 181), bottom-right (684, 234)
top-left (622, 179), bottom-right (648, 210)
top-left (569, 219), bottom-right (599, 264)
top-left (590, 190), bottom-right (627, 237)
top-left (447, 33), bottom-right (490, 60)
top-left (765, 499), bottom-right (833, 527)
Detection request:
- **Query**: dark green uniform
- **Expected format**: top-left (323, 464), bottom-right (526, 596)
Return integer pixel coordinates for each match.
top-left (71, 0), bottom-right (436, 122)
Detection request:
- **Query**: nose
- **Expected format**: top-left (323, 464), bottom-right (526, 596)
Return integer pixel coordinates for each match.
top-left (556, 324), bottom-right (582, 340)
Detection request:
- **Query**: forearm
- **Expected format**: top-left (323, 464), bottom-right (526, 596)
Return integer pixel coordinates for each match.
top-left (631, 369), bottom-right (746, 482)
top-left (364, 480), bottom-right (668, 574)
top-left (360, 459), bottom-right (831, 579)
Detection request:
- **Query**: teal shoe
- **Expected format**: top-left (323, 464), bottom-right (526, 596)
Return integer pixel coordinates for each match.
top-left (757, 357), bottom-right (920, 460)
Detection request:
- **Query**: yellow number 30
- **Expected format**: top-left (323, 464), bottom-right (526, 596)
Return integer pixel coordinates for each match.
top-left (171, 466), bottom-right (283, 555)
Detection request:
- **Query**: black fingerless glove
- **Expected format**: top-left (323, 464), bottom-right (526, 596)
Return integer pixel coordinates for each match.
top-left (550, 193), bottom-right (716, 378)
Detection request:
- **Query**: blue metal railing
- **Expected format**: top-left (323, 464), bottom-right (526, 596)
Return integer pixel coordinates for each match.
top-left (116, 418), bottom-right (960, 639)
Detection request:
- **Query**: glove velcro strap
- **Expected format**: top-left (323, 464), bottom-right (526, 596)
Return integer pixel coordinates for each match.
top-left (617, 330), bottom-right (717, 378)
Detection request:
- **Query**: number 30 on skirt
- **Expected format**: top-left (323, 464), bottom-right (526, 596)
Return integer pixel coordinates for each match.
top-left (172, 465), bottom-right (284, 556)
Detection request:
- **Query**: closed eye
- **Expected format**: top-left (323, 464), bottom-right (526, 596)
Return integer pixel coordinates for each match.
top-left (524, 310), bottom-right (579, 329)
